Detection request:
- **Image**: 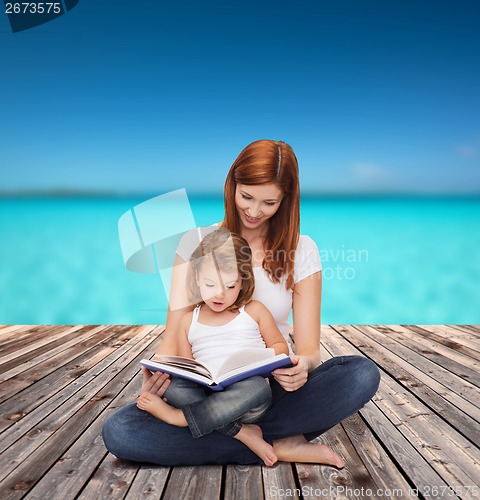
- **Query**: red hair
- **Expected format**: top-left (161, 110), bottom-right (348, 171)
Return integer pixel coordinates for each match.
top-left (222, 140), bottom-right (300, 289)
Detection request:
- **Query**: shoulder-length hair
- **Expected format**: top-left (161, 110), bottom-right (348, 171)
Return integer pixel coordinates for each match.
top-left (187, 228), bottom-right (255, 311)
top-left (223, 140), bottom-right (300, 289)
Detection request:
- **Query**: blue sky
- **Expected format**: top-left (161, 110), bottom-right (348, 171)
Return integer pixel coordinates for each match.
top-left (1, 0), bottom-right (479, 194)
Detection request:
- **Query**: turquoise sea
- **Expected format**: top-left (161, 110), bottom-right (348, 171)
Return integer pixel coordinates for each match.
top-left (1, 196), bottom-right (479, 325)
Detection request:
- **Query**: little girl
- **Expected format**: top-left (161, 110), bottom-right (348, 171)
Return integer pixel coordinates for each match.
top-left (137, 228), bottom-right (289, 466)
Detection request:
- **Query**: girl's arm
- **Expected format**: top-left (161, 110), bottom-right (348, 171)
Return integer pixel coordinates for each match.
top-left (176, 312), bottom-right (194, 359)
top-left (247, 301), bottom-right (289, 356)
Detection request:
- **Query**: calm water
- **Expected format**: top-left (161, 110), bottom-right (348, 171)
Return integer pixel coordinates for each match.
top-left (1, 196), bottom-right (479, 325)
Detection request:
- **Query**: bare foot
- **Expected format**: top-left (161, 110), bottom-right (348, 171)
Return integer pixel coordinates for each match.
top-left (137, 392), bottom-right (187, 427)
top-left (234, 424), bottom-right (277, 467)
top-left (273, 435), bottom-right (344, 468)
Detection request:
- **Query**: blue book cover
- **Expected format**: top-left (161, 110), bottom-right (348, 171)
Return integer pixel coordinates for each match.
top-left (140, 349), bottom-right (292, 391)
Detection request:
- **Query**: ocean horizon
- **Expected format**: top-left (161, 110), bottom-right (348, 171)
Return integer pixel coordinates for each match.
top-left (1, 195), bottom-right (479, 325)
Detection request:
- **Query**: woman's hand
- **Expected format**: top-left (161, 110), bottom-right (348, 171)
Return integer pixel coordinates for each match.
top-left (272, 356), bottom-right (309, 392)
top-left (141, 367), bottom-right (171, 397)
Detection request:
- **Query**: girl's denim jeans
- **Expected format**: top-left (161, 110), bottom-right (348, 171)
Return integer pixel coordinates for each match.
top-left (164, 375), bottom-right (272, 438)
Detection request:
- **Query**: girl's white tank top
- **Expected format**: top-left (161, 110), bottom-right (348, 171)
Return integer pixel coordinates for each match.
top-left (188, 305), bottom-right (266, 374)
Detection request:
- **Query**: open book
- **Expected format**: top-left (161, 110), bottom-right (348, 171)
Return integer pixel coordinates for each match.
top-left (140, 348), bottom-right (292, 391)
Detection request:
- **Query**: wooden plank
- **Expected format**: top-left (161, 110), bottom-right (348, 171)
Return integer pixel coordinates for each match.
top-left (445, 325), bottom-right (480, 350)
top-left (0, 325), bottom-right (125, 397)
top-left (24, 355), bottom-right (144, 499)
top-left (1, 365), bottom-right (150, 498)
top-left (263, 463), bottom-right (299, 499)
top-left (24, 408), bottom-right (111, 499)
top-left (0, 325), bottom-right (141, 433)
top-left (77, 454), bottom-right (139, 499)
top-left (0, 324), bottom-right (111, 387)
top-left (0, 325), bottom-right (53, 346)
top-left (402, 325), bottom-right (480, 363)
top-left (338, 413), bottom-right (412, 494)
top-left (294, 428), bottom-right (381, 499)
top-left (224, 465), bottom-right (262, 500)
top-left (345, 324), bottom-right (480, 421)
top-left (0, 324), bottom-right (478, 499)
top-left (323, 326), bottom-right (480, 496)
top-left (124, 466), bottom-right (171, 499)
top-left (0, 325), bottom-right (88, 366)
top-left (0, 325), bottom-right (75, 363)
top-left (0, 325), bottom-right (159, 449)
top-left (162, 466), bottom-right (222, 500)
top-left (56, 335), bottom-right (168, 500)
top-left (320, 332), bottom-right (452, 497)
top-left (353, 399), bottom-right (448, 498)
top-left (378, 374), bottom-right (480, 494)
top-left (412, 325), bottom-right (480, 352)
top-left (0, 326), bottom-right (162, 496)
top-left (295, 325), bottom-right (403, 496)
top-left (327, 325), bottom-right (480, 446)
top-left (0, 325), bottom-right (81, 358)
top-left (385, 325), bottom-right (480, 385)
top-left (319, 334), bottom-right (426, 494)
top-left (0, 325), bottom-right (41, 339)
top-left (343, 324), bottom-right (480, 410)
top-left (450, 325), bottom-right (480, 336)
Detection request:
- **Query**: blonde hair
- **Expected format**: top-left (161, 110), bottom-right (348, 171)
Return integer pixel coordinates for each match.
top-left (187, 228), bottom-right (254, 311)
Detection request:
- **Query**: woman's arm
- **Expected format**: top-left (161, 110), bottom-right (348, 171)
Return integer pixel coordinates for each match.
top-left (247, 301), bottom-right (289, 356)
top-left (156, 254), bottom-right (195, 355)
top-left (272, 271), bottom-right (322, 391)
top-left (142, 255), bottom-right (195, 395)
top-left (141, 310), bottom-right (194, 396)
top-left (291, 270), bottom-right (322, 370)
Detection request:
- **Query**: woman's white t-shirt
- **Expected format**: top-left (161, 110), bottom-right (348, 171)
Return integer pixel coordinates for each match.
top-left (252, 235), bottom-right (321, 341)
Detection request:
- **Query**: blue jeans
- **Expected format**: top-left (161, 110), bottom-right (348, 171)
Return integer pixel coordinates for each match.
top-left (164, 376), bottom-right (272, 438)
top-left (102, 355), bottom-right (380, 465)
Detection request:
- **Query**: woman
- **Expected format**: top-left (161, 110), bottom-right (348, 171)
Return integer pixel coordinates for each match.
top-left (102, 140), bottom-right (380, 466)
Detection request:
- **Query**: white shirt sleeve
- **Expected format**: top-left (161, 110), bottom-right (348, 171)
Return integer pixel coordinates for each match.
top-left (294, 235), bottom-right (322, 283)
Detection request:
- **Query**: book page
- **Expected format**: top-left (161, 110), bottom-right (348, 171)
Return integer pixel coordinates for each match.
top-left (216, 354), bottom-right (291, 386)
top-left (140, 359), bottom-right (214, 386)
top-left (152, 354), bottom-right (212, 378)
top-left (216, 348), bottom-right (275, 377)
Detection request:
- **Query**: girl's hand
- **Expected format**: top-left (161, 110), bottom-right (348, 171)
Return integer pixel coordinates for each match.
top-left (141, 367), bottom-right (171, 397)
top-left (272, 356), bottom-right (309, 392)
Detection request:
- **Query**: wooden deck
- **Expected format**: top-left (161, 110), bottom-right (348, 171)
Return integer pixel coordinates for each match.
top-left (0, 324), bottom-right (479, 499)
